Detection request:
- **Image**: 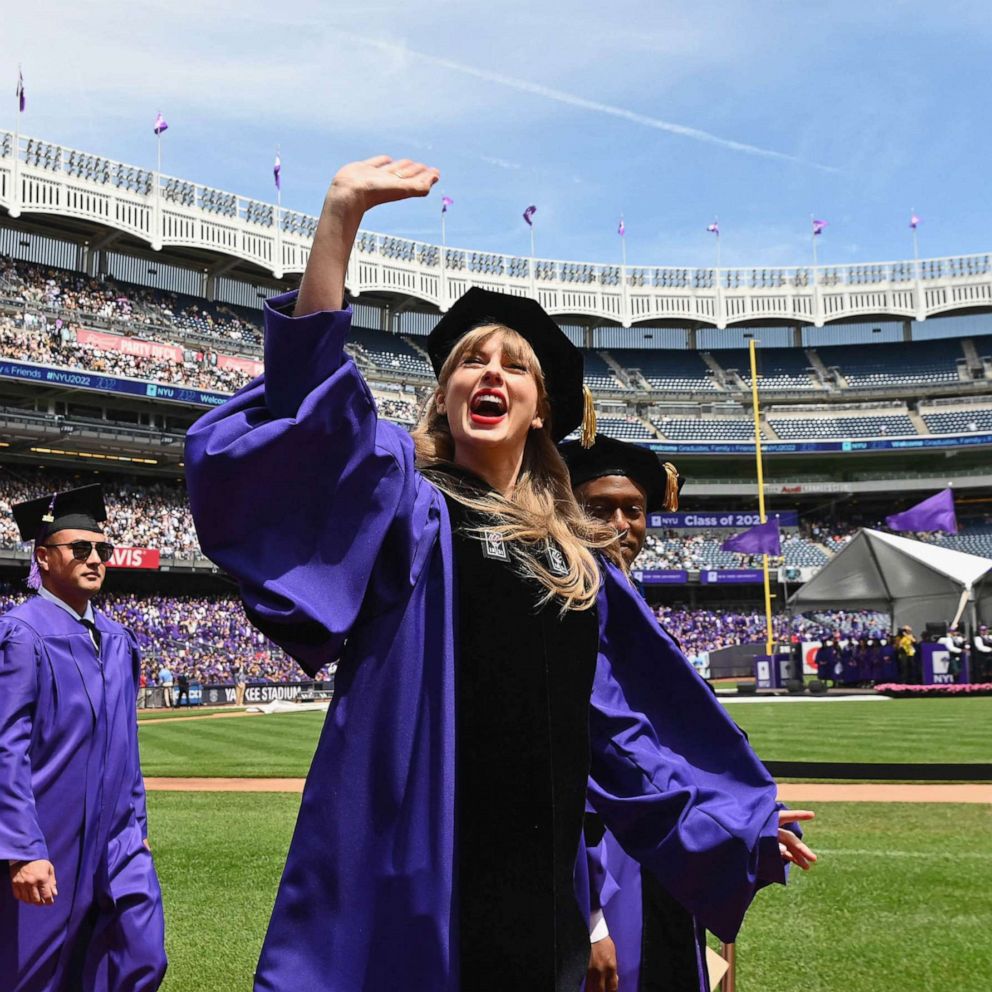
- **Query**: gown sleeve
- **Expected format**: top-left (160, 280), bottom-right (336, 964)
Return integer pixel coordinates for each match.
top-left (184, 290), bottom-right (436, 675)
top-left (0, 619), bottom-right (48, 863)
top-left (588, 563), bottom-right (784, 944)
top-left (125, 629), bottom-right (149, 838)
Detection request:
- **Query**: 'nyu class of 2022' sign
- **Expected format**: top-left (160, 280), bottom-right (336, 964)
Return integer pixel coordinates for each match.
top-left (648, 511), bottom-right (799, 529)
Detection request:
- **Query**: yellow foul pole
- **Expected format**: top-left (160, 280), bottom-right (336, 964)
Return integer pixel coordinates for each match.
top-left (748, 339), bottom-right (774, 656)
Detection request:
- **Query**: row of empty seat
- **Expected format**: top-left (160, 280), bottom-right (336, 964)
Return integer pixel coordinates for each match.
top-left (769, 414), bottom-right (917, 439)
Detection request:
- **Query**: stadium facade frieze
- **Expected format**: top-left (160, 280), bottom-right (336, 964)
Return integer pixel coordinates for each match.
top-left (4, 130), bottom-right (992, 329)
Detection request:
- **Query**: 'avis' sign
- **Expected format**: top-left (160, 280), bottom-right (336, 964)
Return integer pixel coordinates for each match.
top-left (106, 547), bottom-right (161, 570)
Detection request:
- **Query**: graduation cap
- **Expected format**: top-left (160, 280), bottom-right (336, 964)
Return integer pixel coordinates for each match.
top-left (427, 287), bottom-right (595, 445)
top-left (12, 484), bottom-right (107, 544)
top-left (559, 434), bottom-right (684, 512)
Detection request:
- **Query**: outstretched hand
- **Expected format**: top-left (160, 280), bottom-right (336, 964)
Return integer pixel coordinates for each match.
top-left (778, 809), bottom-right (817, 870)
top-left (297, 155), bottom-right (441, 315)
top-left (327, 156), bottom-right (440, 214)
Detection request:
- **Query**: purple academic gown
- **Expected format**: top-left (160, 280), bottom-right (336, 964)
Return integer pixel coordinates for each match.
top-left (0, 596), bottom-right (166, 992)
top-left (184, 291), bottom-right (786, 992)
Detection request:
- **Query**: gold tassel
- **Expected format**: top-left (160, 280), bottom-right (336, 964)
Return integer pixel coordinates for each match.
top-left (662, 462), bottom-right (680, 511)
top-left (580, 385), bottom-right (597, 449)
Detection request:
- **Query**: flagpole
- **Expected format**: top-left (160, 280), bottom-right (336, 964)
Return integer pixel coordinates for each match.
top-left (529, 222), bottom-right (536, 300)
top-left (911, 209), bottom-right (921, 280)
top-left (440, 199), bottom-right (448, 310)
top-left (749, 338), bottom-right (774, 656)
top-left (11, 81), bottom-right (20, 220)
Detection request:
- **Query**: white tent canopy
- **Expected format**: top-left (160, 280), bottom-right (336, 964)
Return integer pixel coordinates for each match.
top-left (789, 528), bottom-right (992, 633)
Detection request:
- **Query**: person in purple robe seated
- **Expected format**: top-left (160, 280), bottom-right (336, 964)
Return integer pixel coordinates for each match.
top-left (184, 156), bottom-right (816, 992)
top-left (562, 436), bottom-right (814, 992)
top-left (0, 485), bottom-right (167, 992)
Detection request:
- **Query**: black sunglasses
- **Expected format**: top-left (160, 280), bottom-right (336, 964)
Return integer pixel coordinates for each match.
top-left (43, 541), bottom-right (115, 563)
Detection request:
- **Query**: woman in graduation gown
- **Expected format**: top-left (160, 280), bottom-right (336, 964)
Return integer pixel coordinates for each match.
top-left (185, 156), bottom-right (811, 992)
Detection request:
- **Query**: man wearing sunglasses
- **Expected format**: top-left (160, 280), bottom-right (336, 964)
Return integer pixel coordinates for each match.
top-left (0, 484), bottom-right (166, 991)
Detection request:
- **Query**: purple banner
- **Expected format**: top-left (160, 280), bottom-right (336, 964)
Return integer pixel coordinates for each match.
top-left (632, 569), bottom-right (688, 585)
top-left (700, 569), bottom-right (766, 584)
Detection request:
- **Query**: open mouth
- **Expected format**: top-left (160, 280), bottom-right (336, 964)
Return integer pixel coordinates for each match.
top-left (469, 389), bottom-right (507, 424)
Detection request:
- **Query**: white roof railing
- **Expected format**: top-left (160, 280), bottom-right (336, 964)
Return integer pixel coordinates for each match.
top-left (3, 130), bottom-right (992, 328)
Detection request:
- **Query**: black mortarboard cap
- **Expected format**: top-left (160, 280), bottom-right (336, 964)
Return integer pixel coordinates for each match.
top-left (559, 434), bottom-right (685, 512)
top-left (427, 287), bottom-right (592, 444)
top-left (12, 484), bottom-right (107, 543)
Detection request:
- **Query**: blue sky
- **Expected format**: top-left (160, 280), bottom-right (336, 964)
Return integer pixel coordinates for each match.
top-left (4, 1), bottom-right (992, 269)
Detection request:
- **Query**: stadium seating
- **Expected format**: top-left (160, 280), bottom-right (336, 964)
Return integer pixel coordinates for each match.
top-left (818, 339), bottom-right (965, 388)
top-left (921, 406), bottom-right (992, 434)
top-left (594, 415), bottom-right (658, 441)
top-left (710, 348), bottom-right (820, 390)
top-left (609, 349), bottom-right (718, 391)
top-left (653, 417), bottom-right (765, 441)
top-left (769, 414), bottom-right (918, 439)
top-left (582, 351), bottom-right (628, 392)
top-left (346, 327), bottom-right (433, 378)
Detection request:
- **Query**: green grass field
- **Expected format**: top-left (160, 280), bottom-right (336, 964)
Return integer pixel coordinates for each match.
top-left (148, 793), bottom-right (992, 992)
top-left (138, 697), bottom-right (992, 778)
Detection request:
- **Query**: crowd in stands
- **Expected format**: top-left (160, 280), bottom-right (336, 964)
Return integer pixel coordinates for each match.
top-left (0, 313), bottom-right (256, 393)
top-left (0, 467), bottom-right (200, 558)
top-left (1, 255), bottom-right (263, 345)
top-left (657, 606), bottom-right (889, 663)
top-left (0, 578), bottom-right (891, 688)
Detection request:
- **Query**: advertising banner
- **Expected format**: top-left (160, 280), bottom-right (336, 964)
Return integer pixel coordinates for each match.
top-left (216, 353), bottom-right (263, 376)
top-left (0, 359), bottom-right (229, 407)
top-left (631, 569), bottom-right (689, 585)
top-left (800, 639), bottom-right (821, 676)
top-left (700, 569), bottom-right (766, 584)
top-left (199, 681), bottom-right (326, 706)
top-left (649, 510), bottom-right (799, 529)
top-left (106, 546), bottom-right (160, 570)
top-left (75, 328), bottom-right (185, 363)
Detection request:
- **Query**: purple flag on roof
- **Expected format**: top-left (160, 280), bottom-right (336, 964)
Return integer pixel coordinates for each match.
top-left (154, 112), bottom-right (168, 135)
top-left (707, 221), bottom-right (720, 235)
top-left (721, 519), bottom-right (781, 556)
top-left (441, 195), bottom-right (453, 214)
top-left (910, 213), bottom-right (920, 229)
top-left (16, 68), bottom-right (25, 112)
top-left (885, 488), bottom-right (958, 534)
top-left (811, 218), bottom-right (828, 236)
top-left (523, 204), bottom-right (537, 226)
top-left (618, 217), bottom-right (625, 237)
top-left (274, 153), bottom-right (281, 191)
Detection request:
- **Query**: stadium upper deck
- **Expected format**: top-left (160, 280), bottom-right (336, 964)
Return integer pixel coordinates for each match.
top-left (3, 129), bottom-right (992, 329)
top-left (2, 130), bottom-right (992, 480)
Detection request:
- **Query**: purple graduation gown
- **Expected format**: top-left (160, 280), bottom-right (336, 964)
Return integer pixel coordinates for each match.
top-left (184, 291), bottom-right (785, 992)
top-left (0, 596), bottom-right (166, 992)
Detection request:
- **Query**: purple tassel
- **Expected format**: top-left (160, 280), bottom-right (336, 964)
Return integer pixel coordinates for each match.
top-left (26, 555), bottom-right (42, 591)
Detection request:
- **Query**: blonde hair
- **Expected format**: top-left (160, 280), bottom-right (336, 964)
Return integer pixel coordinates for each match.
top-left (412, 324), bottom-right (624, 612)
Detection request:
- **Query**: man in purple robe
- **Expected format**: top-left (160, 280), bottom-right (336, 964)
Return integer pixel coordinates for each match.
top-left (0, 485), bottom-right (166, 992)
top-left (562, 436), bottom-right (813, 992)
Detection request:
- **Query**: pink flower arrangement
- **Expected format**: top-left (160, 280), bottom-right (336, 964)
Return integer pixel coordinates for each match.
top-left (874, 683), bottom-right (992, 698)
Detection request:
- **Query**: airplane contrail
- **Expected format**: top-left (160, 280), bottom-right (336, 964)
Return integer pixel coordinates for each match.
top-left (343, 33), bottom-right (837, 172)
